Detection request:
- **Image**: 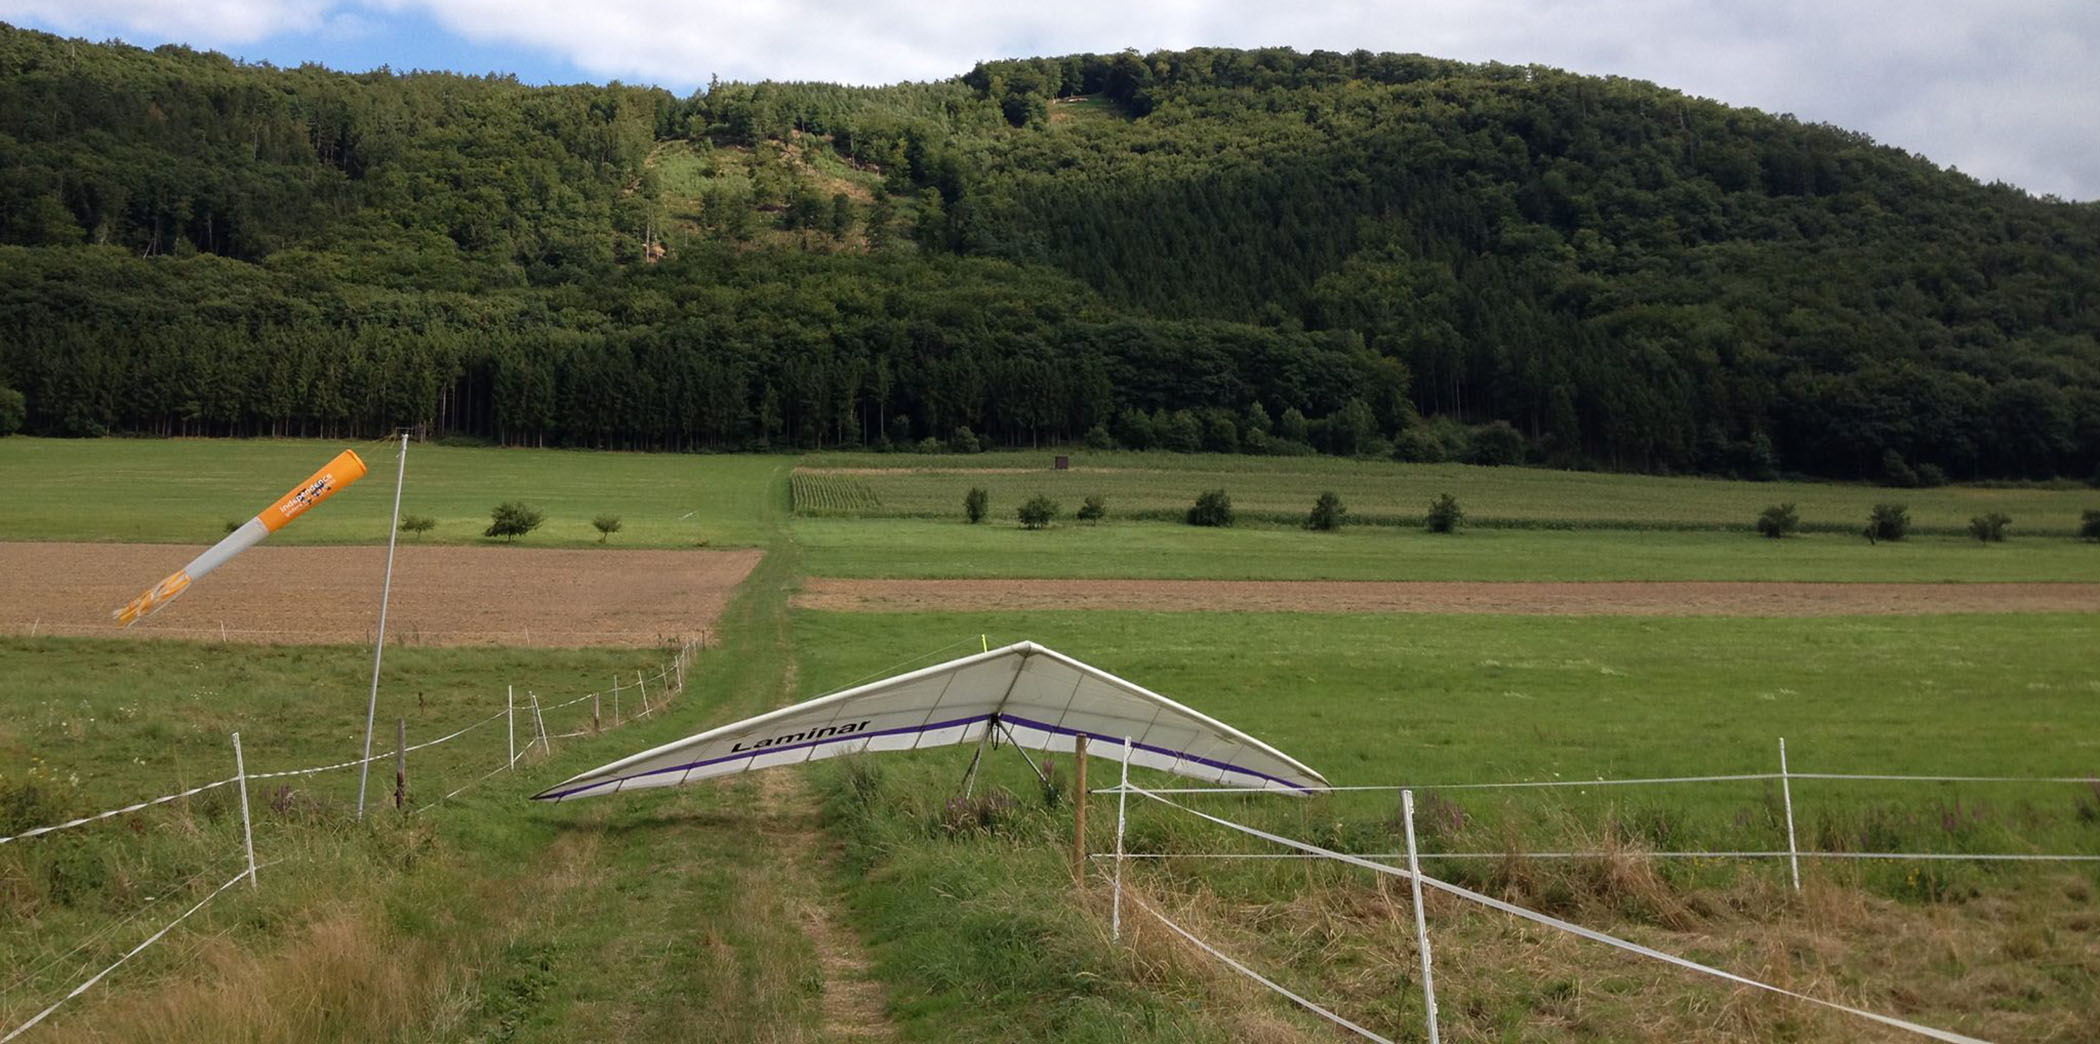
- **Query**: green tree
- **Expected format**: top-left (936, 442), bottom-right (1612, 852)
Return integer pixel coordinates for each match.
top-left (1308, 491), bottom-right (1346, 531)
top-left (1967, 512), bottom-right (2010, 543)
top-left (964, 487), bottom-right (989, 524)
top-left (0, 385), bottom-right (24, 436)
top-left (1866, 503), bottom-right (1910, 543)
top-left (1017, 494), bottom-right (1058, 529)
top-left (1756, 503), bottom-right (1799, 539)
top-left (398, 514), bottom-right (437, 539)
top-left (1076, 494), bottom-right (1107, 522)
top-left (485, 501), bottom-right (545, 543)
top-left (593, 513), bottom-right (624, 543)
top-left (1187, 489), bottom-right (1233, 527)
top-left (1425, 493), bottom-right (1464, 534)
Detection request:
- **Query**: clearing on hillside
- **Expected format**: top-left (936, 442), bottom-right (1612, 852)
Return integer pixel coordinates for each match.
top-left (0, 542), bottom-right (760, 646)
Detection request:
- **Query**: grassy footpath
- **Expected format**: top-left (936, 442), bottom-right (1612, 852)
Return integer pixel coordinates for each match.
top-left (796, 449), bottom-right (2100, 534)
top-left (0, 438), bottom-right (783, 547)
top-left (798, 517), bottom-right (2100, 582)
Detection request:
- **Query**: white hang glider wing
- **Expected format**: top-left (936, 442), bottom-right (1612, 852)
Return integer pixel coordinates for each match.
top-left (532, 641), bottom-right (1328, 802)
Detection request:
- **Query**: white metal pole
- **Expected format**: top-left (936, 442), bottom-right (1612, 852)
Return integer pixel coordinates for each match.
top-left (1402, 790), bottom-right (1440, 1044)
top-left (1112, 736), bottom-right (1131, 944)
top-left (232, 732), bottom-right (257, 888)
top-left (356, 431), bottom-right (409, 820)
top-left (1780, 738), bottom-right (1802, 893)
top-left (506, 686), bottom-right (516, 769)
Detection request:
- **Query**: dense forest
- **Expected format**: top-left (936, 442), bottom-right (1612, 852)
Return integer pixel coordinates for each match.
top-left (1, 26), bottom-right (2096, 481)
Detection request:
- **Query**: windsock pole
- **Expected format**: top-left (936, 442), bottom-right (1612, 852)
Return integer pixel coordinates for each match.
top-left (356, 433), bottom-right (410, 820)
top-left (113, 449), bottom-right (369, 627)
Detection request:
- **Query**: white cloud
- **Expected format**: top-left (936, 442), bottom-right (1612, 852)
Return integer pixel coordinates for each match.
top-left (4, 0), bottom-right (2095, 198)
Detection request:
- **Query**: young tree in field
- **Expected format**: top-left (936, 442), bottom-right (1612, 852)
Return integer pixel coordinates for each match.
top-left (964, 487), bottom-right (989, 524)
top-left (1017, 494), bottom-right (1058, 530)
top-left (1756, 503), bottom-right (1799, 538)
top-left (1967, 512), bottom-right (2010, 542)
top-left (593, 514), bottom-right (623, 543)
top-left (486, 501), bottom-right (545, 543)
top-left (1425, 493), bottom-right (1464, 534)
top-left (2081, 509), bottom-right (2100, 542)
top-left (1308, 491), bottom-right (1346, 531)
top-left (1866, 503), bottom-right (1909, 543)
top-left (1076, 494), bottom-right (1107, 522)
top-left (1187, 489), bottom-right (1233, 527)
top-left (399, 514), bottom-right (437, 540)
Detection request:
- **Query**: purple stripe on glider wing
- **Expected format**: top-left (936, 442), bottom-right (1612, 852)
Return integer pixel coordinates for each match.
top-left (531, 713), bottom-right (992, 801)
top-left (992, 713), bottom-right (1318, 793)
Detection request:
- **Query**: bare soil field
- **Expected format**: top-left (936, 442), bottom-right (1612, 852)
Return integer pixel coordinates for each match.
top-left (795, 578), bottom-right (2100, 616)
top-left (0, 542), bottom-right (761, 646)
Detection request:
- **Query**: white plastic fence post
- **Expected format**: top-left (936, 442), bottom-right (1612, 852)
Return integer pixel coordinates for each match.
top-left (506, 686), bottom-right (516, 769)
top-left (637, 670), bottom-right (648, 715)
top-left (1780, 738), bottom-right (1802, 893)
top-left (231, 732), bottom-right (257, 888)
top-left (530, 692), bottom-right (549, 754)
top-left (1112, 736), bottom-right (1131, 944)
top-left (612, 676), bottom-right (622, 725)
top-left (1402, 790), bottom-right (1440, 1044)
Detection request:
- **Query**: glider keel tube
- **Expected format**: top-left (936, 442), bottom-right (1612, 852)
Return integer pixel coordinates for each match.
top-left (532, 641), bottom-right (1329, 802)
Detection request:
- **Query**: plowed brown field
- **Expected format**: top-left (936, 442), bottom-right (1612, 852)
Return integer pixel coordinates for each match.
top-left (0, 542), bottom-right (760, 646)
top-left (794, 578), bottom-right (2100, 616)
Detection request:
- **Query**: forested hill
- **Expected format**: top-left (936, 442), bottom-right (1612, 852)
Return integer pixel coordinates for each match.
top-left (2, 26), bottom-right (2096, 482)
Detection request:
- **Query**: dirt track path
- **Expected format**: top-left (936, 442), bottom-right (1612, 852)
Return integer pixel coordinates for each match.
top-left (795, 578), bottom-right (2100, 616)
top-left (0, 542), bottom-right (761, 646)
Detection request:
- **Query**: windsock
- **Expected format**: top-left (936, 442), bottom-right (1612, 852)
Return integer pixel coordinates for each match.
top-left (113, 449), bottom-right (369, 627)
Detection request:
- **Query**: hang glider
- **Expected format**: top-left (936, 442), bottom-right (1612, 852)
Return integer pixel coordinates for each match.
top-left (532, 640), bottom-right (1328, 801)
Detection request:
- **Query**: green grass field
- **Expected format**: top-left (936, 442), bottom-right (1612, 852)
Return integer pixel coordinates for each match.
top-left (798, 517), bottom-right (2100, 581)
top-left (792, 607), bottom-right (2100, 1041)
top-left (0, 438), bottom-right (782, 548)
top-left (794, 449), bottom-right (2100, 534)
top-left (8, 438), bottom-right (2099, 1042)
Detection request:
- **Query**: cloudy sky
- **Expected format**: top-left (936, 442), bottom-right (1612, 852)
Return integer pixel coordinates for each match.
top-left (6, 0), bottom-right (2095, 200)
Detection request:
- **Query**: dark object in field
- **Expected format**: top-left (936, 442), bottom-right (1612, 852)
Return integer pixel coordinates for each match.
top-left (2082, 509), bottom-right (2100, 542)
top-left (1968, 512), bottom-right (2011, 542)
top-left (1757, 503), bottom-right (1800, 539)
top-left (1054, 455), bottom-right (1069, 470)
top-left (1076, 495), bottom-right (1107, 522)
top-left (964, 487), bottom-right (988, 524)
top-left (1017, 494), bottom-right (1058, 529)
top-left (1187, 489), bottom-right (1234, 527)
top-left (1866, 503), bottom-right (1909, 543)
top-left (1308, 491), bottom-right (1346, 531)
top-left (1425, 493), bottom-right (1464, 534)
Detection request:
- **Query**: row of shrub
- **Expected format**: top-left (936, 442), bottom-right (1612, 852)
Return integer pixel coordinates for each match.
top-left (966, 489), bottom-right (2100, 543)
top-left (357, 503), bottom-right (625, 543)
top-left (1761, 504), bottom-right (2100, 543)
top-left (963, 488), bottom-right (1467, 533)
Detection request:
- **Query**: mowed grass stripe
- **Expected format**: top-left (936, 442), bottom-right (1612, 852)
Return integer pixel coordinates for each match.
top-left (797, 519), bottom-right (2100, 582)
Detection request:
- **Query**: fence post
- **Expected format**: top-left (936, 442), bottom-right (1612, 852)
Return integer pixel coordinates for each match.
top-left (231, 732), bottom-right (257, 888)
top-left (1072, 735), bottom-right (1089, 884)
top-left (637, 670), bottom-right (648, 716)
top-left (593, 691), bottom-right (602, 734)
top-left (612, 676), bottom-right (622, 725)
top-left (1780, 737), bottom-right (1802, 893)
top-left (394, 717), bottom-right (407, 812)
top-left (506, 686), bottom-right (516, 769)
top-left (530, 692), bottom-right (549, 754)
top-left (1402, 790), bottom-right (1441, 1044)
top-left (1112, 736), bottom-right (1131, 944)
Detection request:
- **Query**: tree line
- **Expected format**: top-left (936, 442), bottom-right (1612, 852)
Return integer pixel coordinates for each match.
top-left (1, 27), bottom-right (2095, 480)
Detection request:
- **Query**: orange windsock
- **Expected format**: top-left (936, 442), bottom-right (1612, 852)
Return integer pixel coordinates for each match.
top-left (260, 449), bottom-right (368, 532)
top-left (113, 448), bottom-right (370, 627)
